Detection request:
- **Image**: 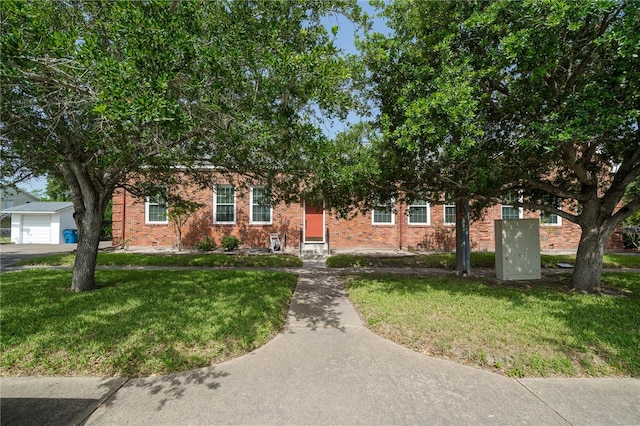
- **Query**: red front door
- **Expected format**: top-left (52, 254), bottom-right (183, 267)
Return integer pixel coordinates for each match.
top-left (305, 203), bottom-right (324, 242)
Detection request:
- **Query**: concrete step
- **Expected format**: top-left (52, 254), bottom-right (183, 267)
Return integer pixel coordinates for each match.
top-left (300, 243), bottom-right (329, 259)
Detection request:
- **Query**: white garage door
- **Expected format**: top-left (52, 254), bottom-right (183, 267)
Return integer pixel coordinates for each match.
top-left (22, 215), bottom-right (51, 244)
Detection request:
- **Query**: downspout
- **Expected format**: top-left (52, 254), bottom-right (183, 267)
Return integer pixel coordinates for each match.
top-left (398, 202), bottom-right (403, 250)
top-left (121, 189), bottom-right (126, 245)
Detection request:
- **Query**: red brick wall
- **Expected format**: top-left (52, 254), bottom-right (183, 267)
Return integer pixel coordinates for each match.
top-left (112, 186), bottom-right (620, 252)
top-left (112, 184), bottom-right (304, 249)
top-left (325, 203), bottom-right (584, 252)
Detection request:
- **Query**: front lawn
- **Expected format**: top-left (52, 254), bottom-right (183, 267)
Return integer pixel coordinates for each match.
top-left (17, 251), bottom-right (303, 268)
top-left (1, 269), bottom-right (297, 377)
top-left (327, 252), bottom-right (640, 269)
top-left (326, 252), bottom-right (494, 268)
top-left (345, 272), bottom-right (640, 377)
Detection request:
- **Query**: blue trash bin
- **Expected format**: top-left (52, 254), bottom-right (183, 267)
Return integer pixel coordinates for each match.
top-left (63, 229), bottom-right (78, 244)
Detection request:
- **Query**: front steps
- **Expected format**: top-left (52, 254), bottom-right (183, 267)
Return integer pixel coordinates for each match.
top-left (300, 243), bottom-right (329, 259)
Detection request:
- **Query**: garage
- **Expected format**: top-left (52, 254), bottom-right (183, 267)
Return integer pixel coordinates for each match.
top-left (22, 215), bottom-right (52, 244)
top-left (1, 202), bottom-right (76, 244)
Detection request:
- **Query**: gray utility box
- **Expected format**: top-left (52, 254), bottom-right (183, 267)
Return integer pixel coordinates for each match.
top-left (495, 219), bottom-right (541, 280)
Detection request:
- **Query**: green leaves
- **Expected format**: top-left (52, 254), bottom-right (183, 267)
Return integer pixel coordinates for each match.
top-left (360, 0), bottom-right (639, 210)
top-left (356, 0), bottom-right (639, 290)
top-left (1, 0), bottom-right (362, 195)
top-left (1, 0), bottom-right (363, 289)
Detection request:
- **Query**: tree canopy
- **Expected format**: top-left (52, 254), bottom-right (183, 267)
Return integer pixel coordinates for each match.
top-left (1, 0), bottom-right (361, 291)
top-left (359, 0), bottom-right (640, 291)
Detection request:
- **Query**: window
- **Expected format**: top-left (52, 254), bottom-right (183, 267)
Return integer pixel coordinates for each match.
top-left (540, 212), bottom-right (561, 225)
top-left (501, 205), bottom-right (522, 220)
top-left (501, 192), bottom-right (523, 220)
top-left (250, 186), bottom-right (272, 224)
top-left (408, 200), bottom-right (430, 225)
top-left (214, 185), bottom-right (235, 224)
top-left (540, 198), bottom-right (562, 226)
top-left (540, 203), bottom-right (563, 225)
top-left (372, 200), bottom-right (394, 225)
top-left (146, 190), bottom-right (168, 224)
top-left (444, 205), bottom-right (456, 225)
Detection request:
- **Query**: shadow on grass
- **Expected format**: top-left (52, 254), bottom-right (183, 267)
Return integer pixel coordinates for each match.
top-left (328, 252), bottom-right (640, 270)
top-left (16, 252), bottom-right (303, 268)
top-left (345, 272), bottom-right (640, 376)
top-left (1, 269), bottom-right (297, 377)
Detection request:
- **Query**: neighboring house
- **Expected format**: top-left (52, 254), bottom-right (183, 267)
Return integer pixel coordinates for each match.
top-left (0, 188), bottom-right (40, 236)
top-left (1, 202), bottom-right (76, 244)
top-left (111, 181), bottom-right (623, 253)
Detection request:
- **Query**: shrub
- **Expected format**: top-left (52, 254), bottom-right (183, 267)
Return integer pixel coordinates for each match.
top-left (622, 230), bottom-right (640, 250)
top-left (100, 220), bottom-right (112, 241)
top-left (222, 235), bottom-right (240, 251)
top-left (196, 236), bottom-right (216, 251)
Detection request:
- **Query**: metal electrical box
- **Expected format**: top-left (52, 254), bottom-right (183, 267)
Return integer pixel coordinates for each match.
top-left (495, 219), bottom-right (541, 280)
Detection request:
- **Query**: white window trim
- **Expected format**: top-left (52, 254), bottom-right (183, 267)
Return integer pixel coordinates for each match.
top-left (443, 204), bottom-right (456, 225)
top-left (540, 211), bottom-right (562, 226)
top-left (372, 200), bottom-right (395, 225)
top-left (213, 185), bottom-right (236, 224)
top-left (501, 204), bottom-right (524, 220)
top-left (407, 201), bottom-right (431, 225)
top-left (145, 193), bottom-right (168, 224)
top-left (250, 186), bottom-right (273, 225)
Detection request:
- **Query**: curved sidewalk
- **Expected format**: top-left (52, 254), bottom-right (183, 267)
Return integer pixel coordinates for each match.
top-left (2, 263), bottom-right (639, 425)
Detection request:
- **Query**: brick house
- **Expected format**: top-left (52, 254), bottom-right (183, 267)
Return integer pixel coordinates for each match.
top-left (110, 179), bottom-right (623, 253)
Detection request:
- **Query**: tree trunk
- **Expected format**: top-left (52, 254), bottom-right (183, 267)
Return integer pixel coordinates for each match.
top-left (571, 223), bottom-right (610, 293)
top-left (71, 205), bottom-right (104, 292)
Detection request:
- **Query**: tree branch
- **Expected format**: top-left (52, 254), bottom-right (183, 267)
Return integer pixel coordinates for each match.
top-left (499, 178), bottom-right (584, 202)
top-left (513, 199), bottom-right (578, 224)
top-left (611, 197), bottom-right (640, 225)
top-left (560, 142), bottom-right (593, 185)
top-left (19, 70), bottom-right (96, 98)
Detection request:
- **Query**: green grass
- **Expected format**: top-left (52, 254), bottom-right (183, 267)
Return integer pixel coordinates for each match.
top-left (327, 252), bottom-right (494, 269)
top-left (345, 272), bottom-right (640, 377)
top-left (541, 253), bottom-right (640, 269)
top-left (327, 252), bottom-right (640, 269)
top-left (17, 251), bottom-right (303, 268)
top-left (1, 269), bottom-right (297, 377)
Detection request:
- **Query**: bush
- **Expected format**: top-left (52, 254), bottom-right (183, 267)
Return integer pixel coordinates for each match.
top-left (196, 236), bottom-right (216, 251)
top-left (222, 235), bottom-right (240, 251)
top-left (622, 230), bottom-right (640, 250)
top-left (100, 220), bottom-right (112, 241)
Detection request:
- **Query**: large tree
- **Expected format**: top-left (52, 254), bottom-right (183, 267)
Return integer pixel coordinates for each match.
top-left (360, 0), bottom-right (639, 292)
top-left (1, 0), bottom-right (360, 291)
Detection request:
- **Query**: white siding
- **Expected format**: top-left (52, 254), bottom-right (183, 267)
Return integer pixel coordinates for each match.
top-left (59, 210), bottom-right (77, 244)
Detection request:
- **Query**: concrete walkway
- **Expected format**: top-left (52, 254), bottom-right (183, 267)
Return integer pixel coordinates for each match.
top-left (2, 262), bottom-right (639, 425)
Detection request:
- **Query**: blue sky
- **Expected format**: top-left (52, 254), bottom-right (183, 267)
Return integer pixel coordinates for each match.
top-left (20, 177), bottom-right (47, 194)
top-left (318, 1), bottom-right (389, 137)
top-left (325, 0), bottom-right (389, 54)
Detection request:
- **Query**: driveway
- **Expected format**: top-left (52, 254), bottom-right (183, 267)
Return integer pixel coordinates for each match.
top-left (0, 242), bottom-right (112, 272)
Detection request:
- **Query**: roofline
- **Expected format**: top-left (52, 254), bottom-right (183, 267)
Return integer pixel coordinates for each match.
top-left (1, 205), bottom-right (74, 214)
top-left (1, 187), bottom-right (41, 201)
